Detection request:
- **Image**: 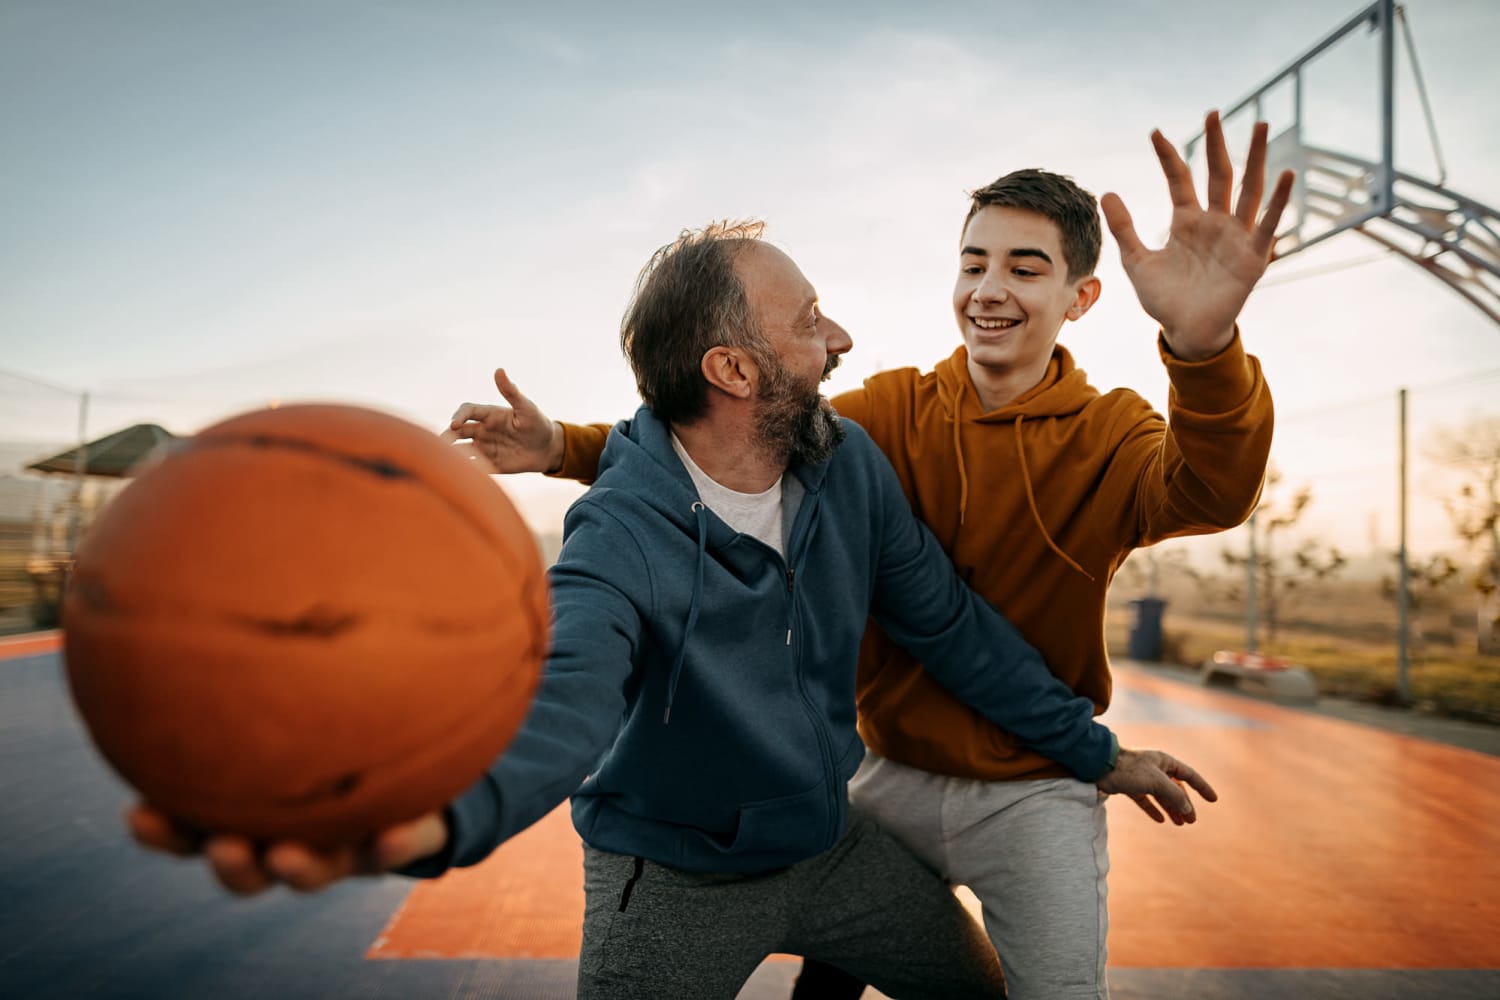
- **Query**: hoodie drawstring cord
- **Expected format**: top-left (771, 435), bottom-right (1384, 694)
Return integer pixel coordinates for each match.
top-left (1012, 415), bottom-right (1096, 582)
top-left (665, 501), bottom-right (709, 723)
top-left (953, 389), bottom-right (971, 526)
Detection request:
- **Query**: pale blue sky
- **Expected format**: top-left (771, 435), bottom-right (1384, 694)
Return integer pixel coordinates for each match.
top-left (4, 0), bottom-right (1497, 547)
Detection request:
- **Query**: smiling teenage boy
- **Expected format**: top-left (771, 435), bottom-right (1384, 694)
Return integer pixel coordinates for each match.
top-left (789, 116), bottom-right (1287, 998)
top-left (449, 113), bottom-right (1291, 998)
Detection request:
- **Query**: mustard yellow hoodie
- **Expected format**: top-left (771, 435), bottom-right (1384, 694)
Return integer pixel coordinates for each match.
top-left (553, 332), bottom-right (1272, 782)
top-left (831, 334), bottom-right (1272, 781)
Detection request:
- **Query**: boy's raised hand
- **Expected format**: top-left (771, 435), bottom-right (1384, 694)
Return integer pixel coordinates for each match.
top-left (1101, 110), bottom-right (1294, 361)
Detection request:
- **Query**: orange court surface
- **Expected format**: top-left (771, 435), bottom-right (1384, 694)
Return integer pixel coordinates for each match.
top-left (2, 630), bottom-right (1497, 999)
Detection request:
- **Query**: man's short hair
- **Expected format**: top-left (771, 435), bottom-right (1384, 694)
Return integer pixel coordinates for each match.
top-left (621, 220), bottom-right (770, 424)
top-left (964, 169), bottom-right (1101, 281)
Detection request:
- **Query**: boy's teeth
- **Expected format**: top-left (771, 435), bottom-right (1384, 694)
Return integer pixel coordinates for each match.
top-left (974, 317), bottom-right (1018, 329)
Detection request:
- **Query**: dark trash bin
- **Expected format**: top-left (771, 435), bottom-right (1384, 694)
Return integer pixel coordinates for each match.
top-left (27, 556), bottom-right (69, 629)
top-left (1126, 597), bottom-right (1166, 661)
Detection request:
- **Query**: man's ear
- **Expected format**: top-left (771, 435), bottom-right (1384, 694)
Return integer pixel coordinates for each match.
top-left (701, 345), bottom-right (756, 400)
top-left (1066, 276), bottom-right (1102, 322)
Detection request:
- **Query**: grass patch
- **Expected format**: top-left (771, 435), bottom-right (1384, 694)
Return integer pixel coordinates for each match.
top-left (1108, 607), bottom-right (1500, 724)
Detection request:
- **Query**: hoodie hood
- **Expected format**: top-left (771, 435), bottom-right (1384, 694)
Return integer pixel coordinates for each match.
top-left (595, 406), bottom-right (830, 538)
top-left (933, 343), bottom-right (1097, 423)
top-left (933, 345), bottom-right (1098, 580)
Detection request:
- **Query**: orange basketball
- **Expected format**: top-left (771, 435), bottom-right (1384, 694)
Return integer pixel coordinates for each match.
top-left (62, 403), bottom-right (549, 847)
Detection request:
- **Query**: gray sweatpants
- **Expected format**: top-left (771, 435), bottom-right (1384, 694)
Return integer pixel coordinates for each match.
top-left (576, 807), bottom-right (1005, 999)
top-left (850, 751), bottom-right (1111, 1000)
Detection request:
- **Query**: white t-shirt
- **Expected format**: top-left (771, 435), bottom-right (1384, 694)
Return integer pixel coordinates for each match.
top-left (671, 433), bottom-right (785, 555)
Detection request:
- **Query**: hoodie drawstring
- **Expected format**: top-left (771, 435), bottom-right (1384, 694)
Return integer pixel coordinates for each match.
top-left (665, 501), bottom-right (709, 723)
top-left (1011, 415), bottom-right (1096, 582)
top-left (952, 403), bottom-right (971, 526)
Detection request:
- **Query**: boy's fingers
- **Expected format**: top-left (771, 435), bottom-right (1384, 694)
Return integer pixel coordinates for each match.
top-left (493, 368), bottom-right (536, 415)
top-left (1100, 193), bottom-right (1146, 263)
top-left (1235, 121), bottom-right (1269, 225)
top-left (1253, 170), bottom-right (1296, 258)
top-left (1151, 129), bottom-right (1199, 210)
top-left (449, 403), bottom-right (494, 429)
top-left (1204, 111), bottom-right (1234, 213)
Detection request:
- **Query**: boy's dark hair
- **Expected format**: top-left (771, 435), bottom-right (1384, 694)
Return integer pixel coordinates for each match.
top-left (964, 169), bottom-right (1101, 281)
top-left (620, 220), bottom-right (770, 424)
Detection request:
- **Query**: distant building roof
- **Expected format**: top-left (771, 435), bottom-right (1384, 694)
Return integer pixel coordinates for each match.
top-left (26, 424), bottom-right (179, 478)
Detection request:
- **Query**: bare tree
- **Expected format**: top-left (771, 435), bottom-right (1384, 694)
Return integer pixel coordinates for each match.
top-left (1429, 416), bottom-right (1500, 653)
top-left (1381, 552), bottom-right (1461, 648)
top-left (1222, 467), bottom-right (1347, 648)
top-left (1115, 546), bottom-right (1190, 599)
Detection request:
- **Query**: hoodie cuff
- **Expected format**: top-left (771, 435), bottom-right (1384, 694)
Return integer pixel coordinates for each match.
top-left (397, 776), bottom-right (506, 879)
top-left (547, 422), bottom-right (609, 485)
top-left (394, 805), bottom-right (460, 879)
top-left (1066, 721), bottom-right (1120, 782)
top-left (1157, 327), bottom-right (1259, 415)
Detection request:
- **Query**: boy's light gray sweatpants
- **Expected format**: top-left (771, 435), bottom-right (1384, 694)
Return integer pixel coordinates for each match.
top-left (849, 750), bottom-right (1112, 1000)
top-left (576, 807), bottom-right (1005, 999)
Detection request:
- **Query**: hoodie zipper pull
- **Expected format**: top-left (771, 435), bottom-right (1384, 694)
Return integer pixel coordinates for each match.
top-left (786, 568), bottom-right (795, 644)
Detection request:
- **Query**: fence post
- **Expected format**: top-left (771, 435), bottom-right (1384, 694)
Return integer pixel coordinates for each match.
top-left (1246, 508), bottom-right (1259, 653)
top-left (1397, 387), bottom-right (1411, 702)
top-left (66, 392), bottom-right (89, 556)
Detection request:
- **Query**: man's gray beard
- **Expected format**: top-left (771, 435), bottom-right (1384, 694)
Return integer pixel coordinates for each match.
top-left (755, 363), bottom-right (846, 468)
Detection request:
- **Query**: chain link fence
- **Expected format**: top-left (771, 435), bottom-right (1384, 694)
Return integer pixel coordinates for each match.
top-left (0, 370), bottom-right (87, 632)
top-left (0, 371), bottom-right (183, 633)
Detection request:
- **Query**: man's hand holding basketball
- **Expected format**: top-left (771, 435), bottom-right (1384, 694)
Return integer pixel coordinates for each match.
top-left (126, 803), bottom-right (449, 895)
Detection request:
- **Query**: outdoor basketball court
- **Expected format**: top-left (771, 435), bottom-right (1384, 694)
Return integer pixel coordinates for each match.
top-left (2, 631), bottom-right (1496, 999)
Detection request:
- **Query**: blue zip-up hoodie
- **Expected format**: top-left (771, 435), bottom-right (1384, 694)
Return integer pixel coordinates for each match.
top-left (432, 407), bottom-right (1114, 875)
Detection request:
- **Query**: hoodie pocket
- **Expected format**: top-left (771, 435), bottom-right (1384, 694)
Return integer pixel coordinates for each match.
top-left (728, 782), bottom-right (832, 857)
